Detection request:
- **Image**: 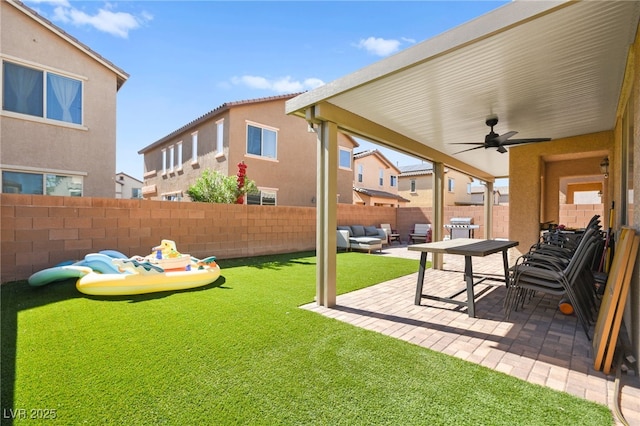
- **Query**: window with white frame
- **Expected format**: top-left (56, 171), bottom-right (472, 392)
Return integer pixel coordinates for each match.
top-left (216, 120), bottom-right (224, 154)
top-left (191, 132), bottom-right (198, 164)
top-left (2, 60), bottom-right (83, 125)
top-left (448, 178), bottom-right (455, 192)
top-left (247, 190), bottom-right (277, 206)
top-left (339, 148), bottom-right (351, 169)
top-left (162, 149), bottom-right (167, 175)
top-left (2, 170), bottom-right (83, 196)
top-left (410, 179), bottom-right (416, 193)
top-left (169, 145), bottom-right (175, 172)
top-left (358, 165), bottom-right (363, 183)
top-left (176, 142), bottom-right (183, 170)
top-left (246, 123), bottom-right (277, 159)
top-left (390, 175), bottom-right (397, 187)
top-left (379, 169), bottom-right (384, 186)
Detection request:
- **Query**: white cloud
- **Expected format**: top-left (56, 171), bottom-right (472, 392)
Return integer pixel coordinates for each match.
top-left (355, 36), bottom-right (413, 57)
top-left (231, 75), bottom-right (325, 93)
top-left (26, 0), bottom-right (151, 38)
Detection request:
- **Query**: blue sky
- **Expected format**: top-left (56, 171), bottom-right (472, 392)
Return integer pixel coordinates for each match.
top-left (25, 0), bottom-right (509, 180)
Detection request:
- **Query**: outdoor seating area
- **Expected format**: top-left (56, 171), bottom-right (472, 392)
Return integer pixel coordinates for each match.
top-left (337, 225), bottom-right (387, 253)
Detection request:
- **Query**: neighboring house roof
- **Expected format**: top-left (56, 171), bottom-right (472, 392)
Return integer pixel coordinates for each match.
top-left (353, 149), bottom-right (401, 173)
top-left (138, 93), bottom-right (303, 154)
top-left (398, 163), bottom-right (433, 177)
top-left (116, 172), bottom-right (143, 185)
top-left (9, 0), bottom-right (129, 89)
top-left (353, 187), bottom-right (410, 202)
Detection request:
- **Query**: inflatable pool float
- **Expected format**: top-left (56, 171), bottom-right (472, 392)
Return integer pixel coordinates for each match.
top-left (28, 240), bottom-right (221, 296)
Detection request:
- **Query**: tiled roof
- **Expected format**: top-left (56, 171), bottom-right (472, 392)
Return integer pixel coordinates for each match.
top-left (138, 93), bottom-right (303, 154)
top-left (398, 163), bottom-right (433, 176)
top-left (353, 187), bottom-right (410, 202)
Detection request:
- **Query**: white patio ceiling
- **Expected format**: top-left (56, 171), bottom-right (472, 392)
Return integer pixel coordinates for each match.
top-left (286, 1), bottom-right (640, 180)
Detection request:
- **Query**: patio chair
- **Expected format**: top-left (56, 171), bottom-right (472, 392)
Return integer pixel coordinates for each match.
top-left (409, 224), bottom-right (432, 244)
top-left (380, 224), bottom-right (400, 244)
top-left (505, 227), bottom-right (601, 338)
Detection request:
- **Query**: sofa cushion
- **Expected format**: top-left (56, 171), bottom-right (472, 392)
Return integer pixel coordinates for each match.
top-left (349, 237), bottom-right (382, 246)
top-left (364, 226), bottom-right (379, 236)
top-left (337, 226), bottom-right (352, 236)
top-left (351, 225), bottom-right (365, 237)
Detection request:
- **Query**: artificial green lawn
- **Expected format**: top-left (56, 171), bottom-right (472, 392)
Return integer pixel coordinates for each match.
top-left (1, 251), bottom-right (612, 425)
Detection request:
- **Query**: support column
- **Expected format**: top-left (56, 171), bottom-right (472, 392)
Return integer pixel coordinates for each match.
top-left (484, 181), bottom-right (494, 239)
top-left (432, 162), bottom-right (445, 269)
top-left (316, 120), bottom-right (338, 307)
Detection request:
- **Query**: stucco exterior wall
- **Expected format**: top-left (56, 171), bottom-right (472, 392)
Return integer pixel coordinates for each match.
top-left (398, 169), bottom-right (474, 207)
top-left (141, 98), bottom-right (356, 206)
top-left (509, 131), bottom-right (613, 252)
top-left (1, 2), bottom-right (120, 197)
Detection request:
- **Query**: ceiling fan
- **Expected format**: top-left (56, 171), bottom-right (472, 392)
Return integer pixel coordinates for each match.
top-left (451, 116), bottom-right (551, 154)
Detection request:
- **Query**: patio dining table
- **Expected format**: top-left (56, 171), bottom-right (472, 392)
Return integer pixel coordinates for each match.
top-left (408, 238), bottom-right (519, 317)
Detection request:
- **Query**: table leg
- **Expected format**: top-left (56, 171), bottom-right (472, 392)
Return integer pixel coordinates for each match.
top-left (502, 249), bottom-right (510, 287)
top-left (464, 255), bottom-right (475, 318)
top-left (414, 252), bottom-right (428, 305)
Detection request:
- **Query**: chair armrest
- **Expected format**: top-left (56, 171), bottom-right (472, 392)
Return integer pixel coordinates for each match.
top-left (337, 230), bottom-right (350, 248)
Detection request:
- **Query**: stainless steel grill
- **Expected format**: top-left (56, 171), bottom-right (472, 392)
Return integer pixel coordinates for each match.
top-left (444, 217), bottom-right (479, 239)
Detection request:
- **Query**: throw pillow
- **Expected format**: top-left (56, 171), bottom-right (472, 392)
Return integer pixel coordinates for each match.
top-left (351, 225), bottom-right (365, 237)
top-left (364, 226), bottom-right (379, 236)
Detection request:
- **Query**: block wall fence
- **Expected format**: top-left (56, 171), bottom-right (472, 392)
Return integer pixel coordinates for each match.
top-left (1, 194), bottom-right (602, 283)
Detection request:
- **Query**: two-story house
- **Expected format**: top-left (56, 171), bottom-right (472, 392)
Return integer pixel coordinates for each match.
top-left (398, 163), bottom-right (473, 207)
top-left (352, 149), bottom-right (408, 207)
top-left (138, 94), bottom-right (357, 206)
top-left (1, 0), bottom-right (128, 197)
top-left (115, 172), bottom-right (143, 199)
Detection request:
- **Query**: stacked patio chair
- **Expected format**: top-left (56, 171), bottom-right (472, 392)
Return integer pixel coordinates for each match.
top-left (505, 219), bottom-right (604, 339)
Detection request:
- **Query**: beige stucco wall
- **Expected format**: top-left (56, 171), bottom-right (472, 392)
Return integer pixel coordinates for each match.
top-left (1, 2), bottom-right (120, 197)
top-left (398, 169), bottom-right (473, 207)
top-left (141, 97), bottom-right (356, 206)
top-left (509, 131), bottom-right (613, 252)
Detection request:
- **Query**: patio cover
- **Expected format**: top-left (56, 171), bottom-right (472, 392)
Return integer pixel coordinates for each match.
top-left (285, 0), bottom-right (640, 306)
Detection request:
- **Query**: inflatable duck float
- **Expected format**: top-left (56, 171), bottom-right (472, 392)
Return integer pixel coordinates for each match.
top-left (28, 240), bottom-right (220, 296)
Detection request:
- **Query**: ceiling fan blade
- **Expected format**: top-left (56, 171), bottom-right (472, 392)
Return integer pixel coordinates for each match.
top-left (452, 145), bottom-right (485, 155)
top-left (493, 131), bottom-right (518, 144)
top-left (450, 142), bottom-right (485, 146)
top-left (499, 137), bottom-right (551, 146)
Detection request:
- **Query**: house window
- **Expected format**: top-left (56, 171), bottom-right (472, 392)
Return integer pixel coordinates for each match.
top-left (390, 175), bottom-right (397, 187)
top-left (131, 188), bottom-right (142, 198)
top-left (169, 146), bottom-right (175, 172)
top-left (410, 179), bottom-right (416, 193)
top-left (216, 120), bottom-right (224, 154)
top-left (358, 165), bottom-right (363, 183)
top-left (3, 60), bottom-right (82, 125)
top-left (448, 178), bottom-right (455, 192)
top-left (161, 149), bottom-right (167, 175)
top-left (379, 169), bottom-right (384, 186)
top-left (339, 148), bottom-right (351, 169)
top-left (191, 132), bottom-right (198, 164)
top-left (2, 170), bottom-right (82, 196)
top-left (247, 190), bottom-right (277, 206)
top-left (176, 142), bottom-right (183, 171)
top-left (247, 123), bottom-right (277, 159)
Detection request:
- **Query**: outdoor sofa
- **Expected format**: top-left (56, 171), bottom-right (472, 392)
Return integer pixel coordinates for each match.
top-left (337, 225), bottom-right (387, 253)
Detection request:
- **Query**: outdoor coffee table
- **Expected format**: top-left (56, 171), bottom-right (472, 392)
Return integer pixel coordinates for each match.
top-left (408, 238), bottom-right (519, 317)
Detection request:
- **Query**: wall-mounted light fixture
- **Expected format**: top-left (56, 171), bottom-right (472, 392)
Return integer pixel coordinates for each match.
top-left (600, 157), bottom-right (609, 178)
